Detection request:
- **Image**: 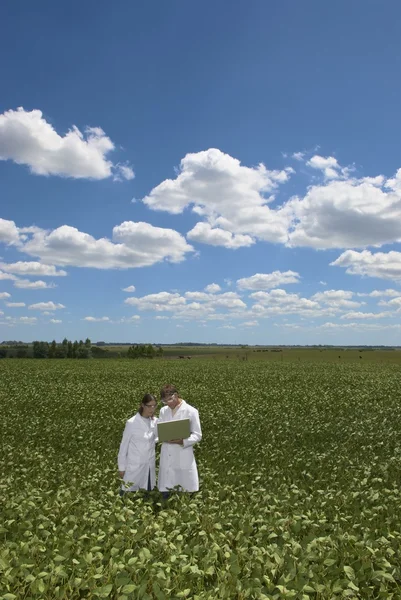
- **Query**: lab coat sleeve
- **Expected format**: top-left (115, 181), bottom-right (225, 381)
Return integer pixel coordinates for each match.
top-left (182, 408), bottom-right (202, 448)
top-left (153, 417), bottom-right (159, 443)
top-left (117, 421), bottom-right (132, 471)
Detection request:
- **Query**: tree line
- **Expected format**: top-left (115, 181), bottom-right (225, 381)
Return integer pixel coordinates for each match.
top-left (0, 339), bottom-right (164, 359)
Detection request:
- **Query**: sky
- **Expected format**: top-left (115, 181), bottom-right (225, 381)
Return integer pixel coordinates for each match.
top-left (1, 1), bottom-right (401, 345)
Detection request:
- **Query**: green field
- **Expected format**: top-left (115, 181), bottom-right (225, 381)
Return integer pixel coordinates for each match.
top-left (1, 358), bottom-right (401, 599)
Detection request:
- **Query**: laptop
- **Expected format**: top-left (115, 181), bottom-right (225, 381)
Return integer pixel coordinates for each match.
top-left (157, 419), bottom-right (191, 443)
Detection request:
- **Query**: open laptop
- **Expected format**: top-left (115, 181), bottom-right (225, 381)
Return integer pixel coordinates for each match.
top-left (157, 419), bottom-right (191, 443)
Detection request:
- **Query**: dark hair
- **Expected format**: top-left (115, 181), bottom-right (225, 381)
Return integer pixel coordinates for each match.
top-left (139, 393), bottom-right (156, 416)
top-left (160, 384), bottom-right (178, 399)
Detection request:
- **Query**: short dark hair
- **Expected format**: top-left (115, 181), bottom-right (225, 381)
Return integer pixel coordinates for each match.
top-left (160, 384), bottom-right (178, 399)
top-left (139, 393), bottom-right (156, 415)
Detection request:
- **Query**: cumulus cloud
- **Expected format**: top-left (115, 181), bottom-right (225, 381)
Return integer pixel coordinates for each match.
top-left (242, 320), bottom-right (258, 327)
top-left (366, 289), bottom-right (401, 298)
top-left (142, 148), bottom-right (292, 245)
top-left (122, 285), bottom-right (136, 292)
top-left (28, 301), bottom-right (65, 311)
top-left (287, 175), bottom-right (401, 249)
top-left (204, 283), bottom-right (221, 293)
top-left (340, 311), bottom-right (390, 320)
top-left (0, 261), bottom-right (67, 276)
top-left (0, 292), bottom-right (11, 299)
top-left (331, 250), bottom-right (401, 281)
top-left (13, 279), bottom-right (56, 289)
top-left (0, 107), bottom-right (134, 180)
top-left (50, 319), bottom-right (62, 323)
top-left (120, 315), bottom-right (140, 323)
top-left (19, 316), bottom-right (37, 324)
top-left (306, 155), bottom-right (348, 180)
top-left (6, 302), bottom-right (25, 307)
top-left (0, 218), bottom-right (20, 244)
top-left (19, 221), bottom-right (193, 269)
top-left (249, 289), bottom-right (322, 316)
top-left (83, 316), bottom-right (110, 322)
top-left (187, 222), bottom-right (254, 249)
top-left (237, 270), bottom-right (300, 290)
top-left (125, 292), bottom-right (186, 312)
top-left (310, 289), bottom-right (363, 309)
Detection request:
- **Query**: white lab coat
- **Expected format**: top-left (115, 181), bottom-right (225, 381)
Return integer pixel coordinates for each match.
top-left (117, 413), bottom-right (157, 492)
top-left (157, 400), bottom-right (202, 493)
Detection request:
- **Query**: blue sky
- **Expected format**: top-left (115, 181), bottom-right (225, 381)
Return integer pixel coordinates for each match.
top-left (1, 0), bottom-right (401, 345)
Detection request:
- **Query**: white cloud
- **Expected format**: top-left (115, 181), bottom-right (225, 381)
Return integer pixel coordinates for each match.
top-left (221, 325), bottom-right (235, 329)
top-left (242, 321), bottom-right (258, 327)
top-left (122, 285), bottom-right (136, 292)
top-left (237, 270), bottom-right (300, 290)
top-left (250, 289), bottom-right (322, 316)
top-left (292, 152), bottom-right (305, 161)
top-left (20, 221), bottom-right (193, 269)
top-left (340, 311), bottom-right (390, 320)
top-left (19, 316), bottom-right (37, 324)
top-left (0, 271), bottom-right (18, 281)
top-left (6, 302), bottom-right (25, 307)
top-left (187, 222), bottom-right (254, 249)
top-left (319, 281), bottom-right (327, 286)
top-left (29, 301), bottom-right (65, 311)
top-left (125, 292), bottom-right (186, 311)
top-left (380, 297), bottom-right (401, 310)
top-left (14, 279), bottom-right (56, 289)
top-left (120, 315), bottom-right (141, 323)
top-left (204, 283), bottom-right (221, 293)
top-left (50, 319), bottom-right (62, 324)
top-left (0, 261), bottom-right (67, 276)
top-left (0, 107), bottom-right (134, 180)
top-left (114, 164), bottom-right (135, 181)
top-left (366, 289), bottom-right (401, 298)
top-left (306, 155), bottom-right (345, 180)
top-left (0, 218), bottom-right (20, 244)
top-left (331, 250), bottom-right (401, 281)
top-left (287, 174), bottom-right (401, 249)
top-left (0, 292), bottom-right (11, 299)
top-left (155, 316), bottom-right (169, 320)
top-left (83, 316), bottom-right (110, 322)
top-left (142, 148), bottom-right (292, 246)
top-left (310, 289), bottom-right (362, 309)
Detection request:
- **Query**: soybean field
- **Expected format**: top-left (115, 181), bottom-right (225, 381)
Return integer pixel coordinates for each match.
top-left (1, 358), bottom-right (401, 600)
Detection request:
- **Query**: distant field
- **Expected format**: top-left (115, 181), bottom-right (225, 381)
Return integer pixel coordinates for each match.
top-left (103, 345), bottom-right (401, 364)
top-left (2, 358), bottom-right (401, 598)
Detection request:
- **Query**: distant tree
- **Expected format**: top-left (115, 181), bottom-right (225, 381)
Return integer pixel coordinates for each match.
top-left (72, 340), bottom-right (79, 359)
top-left (16, 348), bottom-right (28, 358)
top-left (146, 344), bottom-right (155, 359)
top-left (33, 341), bottom-right (49, 359)
top-left (0, 347), bottom-right (7, 359)
top-left (48, 340), bottom-right (57, 359)
top-left (67, 340), bottom-right (73, 358)
top-left (157, 346), bottom-right (164, 358)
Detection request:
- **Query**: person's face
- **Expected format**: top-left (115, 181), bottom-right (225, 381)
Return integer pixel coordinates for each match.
top-left (142, 400), bottom-right (157, 417)
top-left (162, 392), bottom-right (180, 410)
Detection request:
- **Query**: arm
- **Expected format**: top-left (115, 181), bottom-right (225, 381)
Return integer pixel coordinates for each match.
top-left (117, 421), bottom-right (132, 474)
top-left (182, 408), bottom-right (202, 448)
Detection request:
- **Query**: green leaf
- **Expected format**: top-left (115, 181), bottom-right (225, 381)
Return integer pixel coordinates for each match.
top-left (344, 566), bottom-right (355, 580)
top-left (94, 584), bottom-right (113, 598)
top-left (122, 584), bottom-right (136, 593)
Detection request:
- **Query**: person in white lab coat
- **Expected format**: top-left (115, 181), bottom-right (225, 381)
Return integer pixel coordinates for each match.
top-left (117, 393), bottom-right (158, 495)
top-left (157, 384), bottom-right (202, 498)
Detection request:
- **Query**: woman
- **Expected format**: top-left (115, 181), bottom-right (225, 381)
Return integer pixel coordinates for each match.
top-left (117, 393), bottom-right (158, 494)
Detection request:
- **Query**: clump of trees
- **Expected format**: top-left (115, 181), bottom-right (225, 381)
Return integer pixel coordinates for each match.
top-left (127, 344), bottom-right (163, 359)
top-left (33, 338), bottom-right (93, 359)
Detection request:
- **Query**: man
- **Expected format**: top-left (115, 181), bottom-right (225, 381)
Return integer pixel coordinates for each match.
top-left (157, 384), bottom-right (202, 498)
